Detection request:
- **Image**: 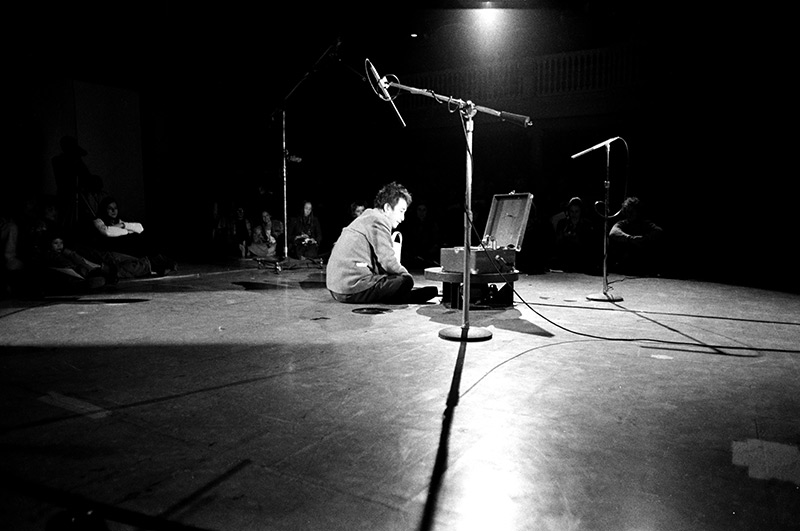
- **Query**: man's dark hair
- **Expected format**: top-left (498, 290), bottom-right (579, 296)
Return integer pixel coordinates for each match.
top-left (374, 182), bottom-right (412, 210)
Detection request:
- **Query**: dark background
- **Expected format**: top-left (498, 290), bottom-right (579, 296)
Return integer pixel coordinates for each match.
top-left (6, 1), bottom-right (796, 292)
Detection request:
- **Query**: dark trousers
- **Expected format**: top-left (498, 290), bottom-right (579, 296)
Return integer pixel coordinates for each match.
top-left (330, 274), bottom-right (413, 304)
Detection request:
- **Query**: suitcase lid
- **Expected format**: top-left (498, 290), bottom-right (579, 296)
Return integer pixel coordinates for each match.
top-left (483, 192), bottom-right (534, 251)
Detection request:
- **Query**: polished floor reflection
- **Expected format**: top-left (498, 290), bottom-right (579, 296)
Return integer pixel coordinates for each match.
top-left (1, 262), bottom-right (798, 531)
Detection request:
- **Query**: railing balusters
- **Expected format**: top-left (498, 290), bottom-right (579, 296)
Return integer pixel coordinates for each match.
top-left (396, 44), bottom-right (640, 113)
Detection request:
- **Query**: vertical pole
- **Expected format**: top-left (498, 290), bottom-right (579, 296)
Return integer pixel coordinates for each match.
top-left (587, 142), bottom-right (622, 302)
top-left (438, 107), bottom-right (492, 341)
top-left (602, 143), bottom-right (610, 294)
top-left (462, 114), bottom-right (473, 330)
top-left (282, 110), bottom-right (289, 260)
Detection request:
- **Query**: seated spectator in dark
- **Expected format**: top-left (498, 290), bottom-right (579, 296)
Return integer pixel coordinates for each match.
top-left (288, 201), bottom-right (322, 260)
top-left (87, 196), bottom-right (176, 276)
top-left (78, 246), bottom-right (168, 281)
top-left (38, 231), bottom-right (111, 293)
top-left (326, 182), bottom-right (438, 305)
top-left (92, 196), bottom-right (147, 255)
top-left (1, 208), bottom-right (25, 297)
top-left (331, 200), bottom-right (367, 250)
top-left (248, 211), bottom-right (278, 259)
top-left (232, 205), bottom-right (252, 258)
top-left (26, 196), bottom-right (75, 254)
top-left (255, 210), bottom-right (273, 236)
top-left (608, 196), bottom-right (664, 276)
top-left (350, 200), bottom-right (367, 220)
top-left (34, 197), bottom-right (63, 235)
top-left (553, 196), bottom-right (598, 273)
top-left (401, 201), bottom-right (441, 269)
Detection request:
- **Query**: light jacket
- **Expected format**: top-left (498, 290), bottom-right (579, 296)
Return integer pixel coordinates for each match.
top-left (326, 208), bottom-right (408, 295)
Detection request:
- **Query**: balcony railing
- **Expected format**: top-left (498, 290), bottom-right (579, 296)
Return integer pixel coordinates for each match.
top-left (395, 44), bottom-right (642, 116)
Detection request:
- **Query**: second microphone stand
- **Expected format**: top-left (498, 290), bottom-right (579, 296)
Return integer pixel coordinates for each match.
top-left (572, 137), bottom-right (623, 302)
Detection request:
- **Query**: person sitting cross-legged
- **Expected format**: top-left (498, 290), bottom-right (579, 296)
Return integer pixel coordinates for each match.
top-left (326, 181), bottom-right (438, 305)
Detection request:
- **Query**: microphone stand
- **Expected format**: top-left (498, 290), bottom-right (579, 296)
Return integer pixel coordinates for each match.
top-left (281, 110), bottom-right (289, 262)
top-left (366, 60), bottom-right (532, 341)
top-left (572, 137), bottom-right (623, 302)
top-left (270, 39), bottom-right (341, 269)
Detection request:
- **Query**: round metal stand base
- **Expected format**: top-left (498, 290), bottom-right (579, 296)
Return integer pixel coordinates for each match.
top-left (438, 326), bottom-right (493, 342)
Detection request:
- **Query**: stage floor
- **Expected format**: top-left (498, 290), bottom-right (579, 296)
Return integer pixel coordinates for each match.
top-left (1, 261), bottom-right (798, 531)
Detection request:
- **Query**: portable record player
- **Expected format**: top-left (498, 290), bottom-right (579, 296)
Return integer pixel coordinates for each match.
top-left (440, 192), bottom-right (534, 274)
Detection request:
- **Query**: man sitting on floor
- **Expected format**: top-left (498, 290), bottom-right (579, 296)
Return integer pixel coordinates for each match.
top-left (326, 182), bottom-right (438, 305)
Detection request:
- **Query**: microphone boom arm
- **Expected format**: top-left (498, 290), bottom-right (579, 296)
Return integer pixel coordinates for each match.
top-left (571, 136), bottom-right (620, 159)
top-left (387, 80), bottom-right (533, 128)
top-left (364, 59), bottom-right (533, 129)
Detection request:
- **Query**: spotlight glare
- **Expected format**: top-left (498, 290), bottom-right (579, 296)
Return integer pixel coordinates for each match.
top-left (477, 7), bottom-right (500, 27)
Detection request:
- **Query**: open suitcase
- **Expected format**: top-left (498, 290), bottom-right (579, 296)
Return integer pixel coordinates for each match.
top-left (440, 192), bottom-right (534, 275)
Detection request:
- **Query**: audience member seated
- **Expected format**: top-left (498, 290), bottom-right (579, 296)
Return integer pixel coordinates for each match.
top-left (401, 201), bottom-right (441, 269)
top-left (85, 196), bottom-right (176, 277)
top-left (232, 205), bottom-right (252, 258)
top-left (33, 196), bottom-right (63, 236)
top-left (350, 200), bottom-right (366, 220)
top-left (248, 211), bottom-right (278, 259)
top-left (92, 196), bottom-right (147, 255)
top-left (553, 196), bottom-right (599, 273)
top-left (37, 231), bottom-right (112, 293)
top-left (288, 201), bottom-right (322, 260)
top-left (608, 196), bottom-right (664, 276)
top-left (1, 208), bottom-right (25, 297)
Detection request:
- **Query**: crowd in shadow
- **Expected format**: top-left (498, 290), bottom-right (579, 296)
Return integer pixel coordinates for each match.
top-left (237, 189), bottom-right (671, 279)
top-left (209, 194), bottom-right (323, 263)
top-left (1, 137), bottom-right (177, 298)
top-left (1, 135), bottom-right (671, 299)
top-left (542, 194), bottom-right (669, 276)
top-left (1, 193), bottom-right (178, 298)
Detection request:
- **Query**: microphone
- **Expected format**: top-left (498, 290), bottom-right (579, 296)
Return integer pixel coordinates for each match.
top-left (366, 59), bottom-right (392, 102)
top-left (571, 136), bottom-right (621, 159)
top-left (364, 58), bottom-right (407, 127)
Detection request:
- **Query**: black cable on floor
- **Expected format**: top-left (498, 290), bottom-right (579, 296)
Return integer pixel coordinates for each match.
top-left (461, 208), bottom-right (796, 356)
